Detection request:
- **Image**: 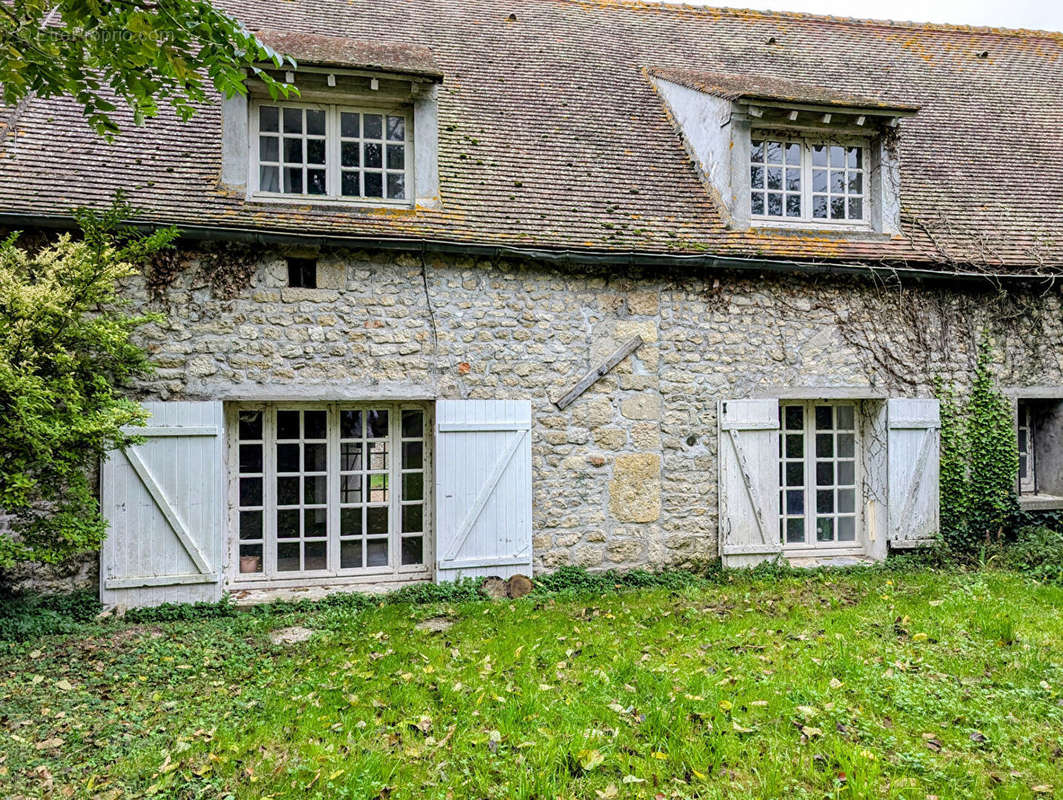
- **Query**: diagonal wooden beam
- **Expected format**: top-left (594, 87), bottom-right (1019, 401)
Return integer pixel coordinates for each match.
top-left (553, 335), bottom-right (644, 410)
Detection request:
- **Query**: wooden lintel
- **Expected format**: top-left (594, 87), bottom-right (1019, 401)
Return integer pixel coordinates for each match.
top-left (554, 335), bottom-right (644, 410)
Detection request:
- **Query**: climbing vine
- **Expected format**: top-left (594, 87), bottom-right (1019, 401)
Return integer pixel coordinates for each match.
top-left (935, 332), bottom-right (1019, 552)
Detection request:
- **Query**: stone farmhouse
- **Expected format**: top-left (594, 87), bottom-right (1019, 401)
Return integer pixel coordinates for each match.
top-left (3, 0), bottom-right (1063, 606)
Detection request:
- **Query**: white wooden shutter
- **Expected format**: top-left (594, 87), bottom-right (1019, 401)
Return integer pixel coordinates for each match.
top-left (718, 399), bottom-right (782, 567)
top-left (887, 398), bottom-right (940, 548)
top-left (100, 401), bottom-right (225, 607)
top-left (435, 399), bottom-right (532, 581)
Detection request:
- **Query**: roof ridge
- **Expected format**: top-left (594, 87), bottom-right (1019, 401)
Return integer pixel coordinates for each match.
top-left (561, 0), bottom-right (1063, 42)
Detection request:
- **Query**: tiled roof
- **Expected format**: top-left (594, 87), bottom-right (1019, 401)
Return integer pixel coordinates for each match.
top-left (1, 0), bottom-right (1062, 272)
top-left (254, 31), bottom-right (444, 80)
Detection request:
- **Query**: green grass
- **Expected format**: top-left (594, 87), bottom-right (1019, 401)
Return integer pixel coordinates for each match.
top-left (1, 568), bottom-right (1062, 799)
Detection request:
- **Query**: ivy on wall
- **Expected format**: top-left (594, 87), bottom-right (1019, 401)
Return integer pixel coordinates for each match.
top-left (936, 332), bottom-right (1019, 551)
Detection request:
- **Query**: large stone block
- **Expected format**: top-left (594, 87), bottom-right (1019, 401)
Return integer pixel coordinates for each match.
top-left (609, 453), bottom-right (661, 523)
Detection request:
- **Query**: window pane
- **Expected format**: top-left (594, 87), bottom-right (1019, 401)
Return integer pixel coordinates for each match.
top-left (277, 509), bottom-right (300, 539)
top-left (766, 167), bottom-right (782, 190)
top-left (402, 536), bottom-right (424, 565)
top-left (364, 114), bottom-right (383, 139)
top-left (838, 489), bottom-right (855, 514)
top-left (366, 539), bottom-right (388, 567)
top-left (387, 116), bottom-right (405, 141)
top-left (812, 195), bottom-right (828, 218)
top-left (848, 198), bottom-right (863, 219)
top-left (259, 135), bottom-right (279, 162)
top-left (342, 141), bottom-right (360, 167)
top-left (401, 410), bottom-right (423, 438)
top-left (751, 193), bottom-right (764, 215)
top-left (308, 170), bottom-right (326, 195)
top-left (304, 443), bottom-right (327, 472)
top-left (402, 440), bottom-right (423, 469)
top-left (277, 443), bottom-right (300, 473)
top-left (815, 406), bottom-right (833, 430)
top-left (816, 461), bottom-right (833, 486)
top-left (836, 405), bottom-right (855, 429)
top-left (341, 112), bottom-right (359, 138)
top-left (784, 406), bottom-right (803, 428)
top-left (837, 516), bottom-right (856, 541)
top-left (785, 169), bottom-right (800, 192)
top-left (240, 510), bottom-right (262, 539)
top-left (830, 170), bottom-right (845, 193)
top-left (750, 139), bottom-right (764, 161)
top-left (283, 107), bottom-right (302, 133)
top-left (284, 167), bottom-right (302, 194)
top-left (277, 541), bottom-right (300, 571)
top-left (341, 410), bottom-right (362, 439)
top-left (240, 444), bottom-right (263, 473)
top-left (368, 473), bottom-right (388, 502)
top-left (387, 174), bottom-right (405, 200)
top-left (304, 508), bottom-right (327, 537)
top-left (367, 409), bottom-right (389, 438)
top-left (341, 443), bottom-right (363, 472)
top-left (364, 172), bottom-right (383, 197)
top-left (402, 504), bottom-right (423, 533)
top-left (848, 172), bottom-right (862, 194)
top-left (283, 137), bottom-right (302, 164)
top-left (837, 433), bottom-right (855, 458)
top-left (750, 165), bottom-right (764, 189)
top-left (364, 142), bottom-right (382, 168)
top-left (812, 170), bottom-right (827, 193)
top-left (812, 145), bottom-right (827, 166)
top-left (341, 540), bottom-right (361, 569)
top-left (240, 477), bottom-right (262, 506)
top-left (785, 142), bottom-right (801, 165)
top-left (829, 145), bottom-right (845, 167)
top-left (817, 490), bottom-right (834, 513)
top-left (367, 506), bottom-right (388, 534)
top-left (786, 489), bottom-right (804, 515)
top-left (830, 197), bottom-right (845, 220)
top-left (259, 165), bottom-right (279, 193)
top-left (846, 147), bottom-right (862, 168)
top-left (785, 462), bottom-right (803, 486)
top-left (403, 472), bottom-right (424, 501)
top-left (816, 433), bottom-right (833, 458)
top-left (304, 540), bottom-right (327, 570)
top-left (305, 411), bottom-right (327, 439)
top-left (304, 475), bottom-right (327, 504)
top-left (785, 195), bottom-right (801, 218)
top-left (765, 140), bottom-right (782, 163)
top-left (341, 474), bottom-right (363, 503)
top-left (837, 460), bottom-right (855, 485)
top-left (767, 193), bottom-right (782, 216)
top-left (239, 544), bottom-right (263, 573)
top-left (785, 434), bottom-right (803, 458)
top-left (307, 138), bottom-right (326, 165)
top-left (816, 517), bottom-right (833, 542)
top-left (341, 171), bottom-right (360, 196)
top-left (306, 109), bottom-right (326, 136)
top-left (240, 411), bottom-right (263, 439)
top-left (785, 517), bottom-right (804, 543)
top-left (259, 106), bottom-right (279, 132)
top-left (277, 476), bottom-right (299, 505)
top-left (340, 507), bottom-right (362, 536)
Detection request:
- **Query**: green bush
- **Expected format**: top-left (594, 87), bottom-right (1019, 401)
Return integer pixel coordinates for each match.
top-left (0, 589), bottom-right (101, 641)
top-left (1004, 526), bottom-right (1063, 584)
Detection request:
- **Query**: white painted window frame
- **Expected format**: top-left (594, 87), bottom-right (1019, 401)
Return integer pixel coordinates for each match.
top-left (249, 99), bottom-right (415, 208)
top-left (1018, 401), bottom-right (1036, 494)
top-left (749, 133), bottom-right (870, 230)
top-left (779, 400), bottom-right (864, 554)
top-left (227, 401), bottom-right (433, 588)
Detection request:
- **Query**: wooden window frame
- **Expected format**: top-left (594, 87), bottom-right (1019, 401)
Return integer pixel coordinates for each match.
top-left (227, 401), bottom-right (433, 588)
top-left (249, 99), bottom-right (414, 208)
top-left (779, 400), bottom-right (864, 554)
top-left (750, 134), bottom-right (870, 230)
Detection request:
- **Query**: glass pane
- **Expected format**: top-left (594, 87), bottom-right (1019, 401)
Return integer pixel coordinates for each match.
top-left (816, 434), bottom-right (833, 458)
top-left (786, 195), bottom-right (801, 218)
top-left (812, 195), bottom-right (828, 218)
top-left (830, 171), bottom-right (845, 193)
top-left (341, 410), bottom-right (362, 439)
top-left (306, 109), bottom-right (326, 136)
top-left (765, 140), bottom-right (782, 163)
top-left (387, 115), bottom-right (405, 141)
top-left (812, 145), bottom-right (827, 166)
top-left (364, 172), bottom-right (383, 197)
top-left (837, 433), bottom-right (855, 458)
top-left (838, 460), bottom-right (855, 485)
top-left (277, 509), bottom-right (300, 539)
top-left (340, 507), bottom-right (362, 536)
top-left (277, 443), bottom-right (300, 473)
top-left (284, 167), bottom-right (302, 194)
top-left (239, 544), bottom-right (263, 573)
top-left (340, 539), bottom-right (361, 569)
top-left (402, 440), bottom-right (423, 469)
top-left (784, 406), bottom-right (803, 429)
top-left (341, 443), bottom-right (364, 472)
top-left (848, 198), bottom-right (863, 219)
top-left (751, 193), bottom-right (764, 215)
top-left (830, 197), bottom-right (845, 220)
top-left (785, 434), bottom-right (803, 459)
top-left (767, 193), bottom-right (782, 216)
top-left (829, 145), bottom-right (845, 167)
top-left (259, 106), bottom-right (279, 132)
top-left (364, 142), bottom-right (382, 169)
top-left (402, 536), bottom-right (423, 565)
top-left (368, 473), bottom-right (388, 503)
top-left (304, 508), bottom-right (327, 537)
top-left (304, 475), bottom-right (327, 504)
top-left (838, 489), bottom-right (855, 514)
top-left (305, 411), bottom-right (327, 439)
top-left (366, 539), bottom-right (388, 567)
top-left (304, 443), bottom-right (327, 472)
top-left (816, 517), bottom-right (833, 542)
top-left (387, 173), bottom-right (406, 200)
top-left (401, 410), bottom-right (423, 438)
top-left (750, 165), bottom-right (764, 188)
top-left (368, 441), bottom-right (389, 471)
top-left (239, 410), bottom-right (263, 440)
top-left (259, 135), bottom-right (279, 162)
top-left (277, 541), bottom-right (300, 571)
top-left (836, 405), bottom-right (855, 429)
top-left (239, 477), bottom-right (262, 506)
top-left (817, 490), bottom-right (834, 514)
top-left (284, 137), bottom-right (303, 164)
top-left (815, 406), bottom-right (833, 430)
top-left (785, 462), bottom-right (803, 486)
top-left (283, 107), bottom-right (302, 133)
top-left (341, 112), bottom-right (359, 138)
top-left (277, 476), bottom-right (299, 505)
top-left (239, 444), bottom-right (263, 473)
top-left (403, 472), bottom-right (424, 501)
top-left (367, 506), bottom-right (388, 534)
top-left (786, 518), bottom-right (804, 544)
top-left (341, 141), bottom-right (360, 168)
top-left (838, 517), bottom-right (856, 541)
top-left (785, 142), bottom-right (801, 165)
top-left (402, 504), bottom-right (423, 533)
top-left (307, 138), bottom-right (326, 164)
top-left (785, 169), bottom-right (800, 192)
top-left (847, 147), bottom-right (862, 168)
top-left (812, 170), bottom-right (827, 193)
top-left (341, 171), bottom-right (360, 196)
top-left (307, 169), bottom-right (326, 195)
top-left (816, 461), bottom-right (833, 486)
top-left (848, 172), bottom-right (862, 194)
top-left (341, 474), bottom-right (362, 503)
top-left (366, 409), bottom-right (389, 438)
top-left (304, 540), bottom-right (327, 570)
top-left (259, 165), bottom-right (279, 192)
top-left (364, 114), bottom-right (383, 139)
top-left (766, 167), bottom-right (782, 190)
top-left (240, 510), bottom-right (262, 539)
top-left (786, 489), bottom-right (804, 515)
top-left (750, 140), bottom-right (764, 161)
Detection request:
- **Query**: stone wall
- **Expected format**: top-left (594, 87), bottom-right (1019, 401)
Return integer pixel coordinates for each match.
top-left (11, 245), bottom-right (1063, 590)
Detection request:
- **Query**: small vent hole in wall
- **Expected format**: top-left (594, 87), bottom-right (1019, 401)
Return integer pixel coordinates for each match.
top-left (287, 257), bottom-right (317, 288)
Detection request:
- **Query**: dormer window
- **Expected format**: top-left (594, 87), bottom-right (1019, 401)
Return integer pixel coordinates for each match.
top-left (750, 138), bottom-right (867, 225)
top-left (253, 102), bottom-right (411, 202)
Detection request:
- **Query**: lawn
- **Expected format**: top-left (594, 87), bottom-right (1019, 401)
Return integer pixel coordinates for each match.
top-left (1, 568), bottom-right (1062, 799)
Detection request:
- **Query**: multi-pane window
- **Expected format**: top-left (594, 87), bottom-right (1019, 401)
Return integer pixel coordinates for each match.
top-left (779, 402), bottom-right (860, 547)
top-left (751, 137), bottom-right (867, 224)
top-left (234, 404), bottom-right (428, 579)
top-left (253, 103), bottom-right (411, 203)
top-left (1018, 402), bottom-right (1036, 494)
